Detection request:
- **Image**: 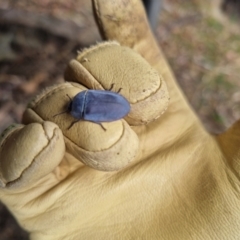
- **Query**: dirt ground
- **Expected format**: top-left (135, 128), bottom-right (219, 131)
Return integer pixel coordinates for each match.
top-left (0, 0), bottom-right (240, 239)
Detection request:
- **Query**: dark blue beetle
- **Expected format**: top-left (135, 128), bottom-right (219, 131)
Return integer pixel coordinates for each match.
top-left (54, 85), bottom-right (130, 130)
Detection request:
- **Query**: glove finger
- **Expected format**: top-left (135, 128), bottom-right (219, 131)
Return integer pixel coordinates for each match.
top-left (0, 122), bottom-right (65, 189)
top-left (92, 0), bottom-right (167, 70)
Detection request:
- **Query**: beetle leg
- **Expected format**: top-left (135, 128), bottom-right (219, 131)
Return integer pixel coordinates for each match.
top-left (108, 84), bottom-right (122, 94)
top-left (53, 94), bottom-right (73, 117)
top-left (68, 120), bottom-right (80, 130)
top-left (108, 83), bottom-right (114, 91)
top-left (98, 123), bottom-right (106, 131)
top-left (117, 88), bottom-right (122, 93)
top-left (93, 122), bottom-right (106, 131)
top-left (68, 120), bottom-right (106, 131)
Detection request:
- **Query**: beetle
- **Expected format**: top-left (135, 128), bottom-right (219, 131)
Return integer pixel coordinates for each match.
top-left (53, 84), bottom-right (130, 130)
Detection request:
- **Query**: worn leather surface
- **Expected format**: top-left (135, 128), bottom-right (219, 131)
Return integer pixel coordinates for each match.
top-left (0, 0), bottom-right (239, 239)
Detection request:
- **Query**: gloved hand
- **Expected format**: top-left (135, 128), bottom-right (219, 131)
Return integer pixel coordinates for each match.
top-left (0, 0), bottom-right (239, 239)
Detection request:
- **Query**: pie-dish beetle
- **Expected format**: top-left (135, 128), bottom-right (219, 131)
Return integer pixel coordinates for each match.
top-left (53, 84), bottom-right (130, 130)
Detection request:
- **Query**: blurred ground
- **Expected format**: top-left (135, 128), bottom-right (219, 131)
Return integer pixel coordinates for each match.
top-left (158, 0), bottom-right (240, 133)
top-left (0, 0), bottom-right (240, 239)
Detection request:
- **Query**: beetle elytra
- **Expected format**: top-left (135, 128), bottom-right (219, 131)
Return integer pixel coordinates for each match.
top-left (53, 85), bottom-right (130, 131)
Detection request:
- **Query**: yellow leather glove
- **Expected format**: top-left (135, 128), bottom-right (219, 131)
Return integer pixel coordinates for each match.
top-left (0, 0), bottom-right (239, 239)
